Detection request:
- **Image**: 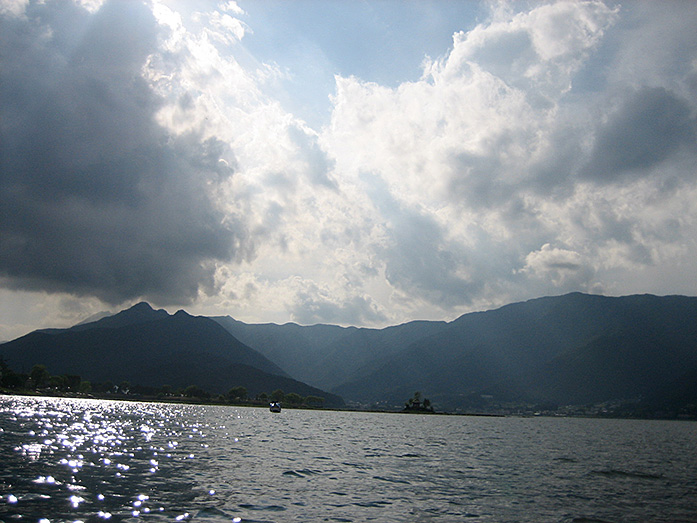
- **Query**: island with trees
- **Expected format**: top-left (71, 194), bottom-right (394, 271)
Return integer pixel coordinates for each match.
top-left (403, 391), bottom-right (435, 413)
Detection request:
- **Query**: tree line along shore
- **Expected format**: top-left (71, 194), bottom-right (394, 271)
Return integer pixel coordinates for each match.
top-left (0, 359), bottom-right (326, 409)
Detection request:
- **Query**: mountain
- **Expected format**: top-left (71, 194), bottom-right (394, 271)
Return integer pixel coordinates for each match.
top-left (211, 316), bottom-right (447, 390)
top-left (214, 293), bottom-right (697, 412)
top-left (211, 316), bottom-right (355, 387)
top-left (331, 293), bottom-right (697, 410)
top-left (70, 301), bottom-right (169, 330)
top-left (4, 293), bottom-right (696, 414)
top-left (0, 304), bottom-right (344, 407)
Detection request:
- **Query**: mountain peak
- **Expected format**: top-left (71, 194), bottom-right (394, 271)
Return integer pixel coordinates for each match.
top-left (71, 302), bottom-right (169, 331)
top-left (130, 302), bottom-right (155, 312)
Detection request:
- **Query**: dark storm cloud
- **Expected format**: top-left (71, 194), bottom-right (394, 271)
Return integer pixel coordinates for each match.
top-left (582, 87), bottom-right (696, 183)
top-left (0, 1), bottom-right (246, 304)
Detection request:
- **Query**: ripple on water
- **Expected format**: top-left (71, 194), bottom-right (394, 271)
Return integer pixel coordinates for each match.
top-left (238, 503), bottom-right (287, 511)
top-left (2, 396), bottom-right (697, 522)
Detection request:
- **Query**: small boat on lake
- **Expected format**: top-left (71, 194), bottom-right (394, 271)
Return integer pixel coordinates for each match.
top-left (269, 402), bottom-right (281, 413)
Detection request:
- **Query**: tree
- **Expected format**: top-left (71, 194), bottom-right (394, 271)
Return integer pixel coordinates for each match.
top-left (64, 375), bottom-right (81, 391)
top-left (183, 385), bottom-right (209, 398)
top-left (49, 375), bottom-right (66, 389)
top-left (305, 395), bottom-right (324, 408)
top-left (271, 389), bottom-right (285, 402)
top-left (30, 364), bottom-right (50, 389)
top-left (284, 392), bottom-right (303, 405)
top-left (0, 358), bottom-right (23, 389)
top-left (404, 391), bottom-right (434, 412)
top-left (227, 386), bottom-right (248, 401)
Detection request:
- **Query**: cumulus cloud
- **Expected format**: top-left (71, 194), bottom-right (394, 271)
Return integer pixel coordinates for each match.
top-left (286, 277), bottom-right (387, 326)
top-left (2, 0), bottom-right (697, 331)
top-left (520, 244), bottom-right (592, 289)
top-left (582, 87), bottom-right (696, 182)
top-left (323, 0), bottom-right (697, 319)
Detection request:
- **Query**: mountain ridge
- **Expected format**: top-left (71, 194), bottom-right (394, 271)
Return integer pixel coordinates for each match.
top-left (329, 293), bottom-right (697, 410)
top-left (0, 305), bottom-right (344, 407)
top-left (3, 292), bottom-right (696, 415)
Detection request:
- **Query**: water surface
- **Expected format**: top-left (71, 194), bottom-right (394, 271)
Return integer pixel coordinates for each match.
top-left (1, 395), bottom-right (695, 522)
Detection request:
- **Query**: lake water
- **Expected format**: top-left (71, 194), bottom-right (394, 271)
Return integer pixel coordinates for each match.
top-left (1, 395), bottom-right (696, 522)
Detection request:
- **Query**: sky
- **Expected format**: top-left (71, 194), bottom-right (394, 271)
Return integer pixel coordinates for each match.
top-left (1, 0), bottom-right (696, 340)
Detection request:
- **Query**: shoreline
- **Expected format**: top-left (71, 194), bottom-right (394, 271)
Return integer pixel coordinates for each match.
top-left (2, 390), bottom-right (694, 422)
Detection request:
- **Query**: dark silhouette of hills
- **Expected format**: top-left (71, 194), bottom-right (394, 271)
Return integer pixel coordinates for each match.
top-left (3, 293), bottom-right (696, 414)
top-left (332, 293), bottom-right (697, 410)
top-left (214, 293), bottom-right (697, 413)
top-left (211, 316), bottom-right (447, 390)
top-left (71, 301), bottom-right (170, 330)
top-left (0, 303), bottom-right (344, 407)
top-left (211, 317), bottom-right (355, 388)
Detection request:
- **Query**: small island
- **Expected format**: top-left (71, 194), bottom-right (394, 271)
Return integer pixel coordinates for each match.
top-left (403, 391), bottom-right (435, 413)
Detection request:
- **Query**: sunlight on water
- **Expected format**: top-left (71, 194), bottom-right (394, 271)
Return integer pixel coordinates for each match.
top-left (1, 394), bottom-right (696, 522)
top-left (0, 395), bottom-right (232, 522)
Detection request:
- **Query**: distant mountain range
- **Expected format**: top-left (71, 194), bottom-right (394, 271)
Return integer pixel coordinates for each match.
top-left (0, 303), bottom-right (344, 407)
top-left (212, 293), bottom-right (697, 413)
top-left (2, 293), bottom-right (696, 415)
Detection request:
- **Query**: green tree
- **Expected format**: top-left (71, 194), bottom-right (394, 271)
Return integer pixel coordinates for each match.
top-left (183, 385), bottom-right (209, 398)
top-left (227, 386), bottom-right (248, 401)
top-left (64, 375), bottom-right (81, 391)
top-left (49, 374), bottom-right (66, 389)
top-left (271, 389), bottom-right (285, 402)
top-left (0, 358), bottom-right (23, 389)
top-left (405, 391), bottom-right (433, 412)
top-left (284, 392), bottom-right (303, 405)
top-left (30, 364), bottom-right (50, 389)
top-left (80, 381), bottom-right (92, 394)
top-left (305, 395), bottom-right (324, 408)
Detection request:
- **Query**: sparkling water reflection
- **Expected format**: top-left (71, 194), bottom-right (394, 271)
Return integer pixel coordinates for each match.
top-left (1, 395), bottom-right (696, 522)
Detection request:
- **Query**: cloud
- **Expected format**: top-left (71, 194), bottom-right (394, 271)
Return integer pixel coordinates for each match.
top-left (520, 243), bottom-right (592, 288)
top-left (361, 174), bottom-right (480, 307)
top-left (581, 87), bottom-right (696, 182)
top-left (0, 0), bottom-right (247, 305)
top-left (323, 0), bottom-right (697, 318)
top-left (2, 0), bottom-right (697, 332)
top-left (443, 0), bottom-right (618, 98)
top-left (286, 277), bottom-right (387, 326)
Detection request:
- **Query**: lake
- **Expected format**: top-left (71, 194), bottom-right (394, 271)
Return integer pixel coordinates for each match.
top-left (1, 395), bottom-right (695, 522)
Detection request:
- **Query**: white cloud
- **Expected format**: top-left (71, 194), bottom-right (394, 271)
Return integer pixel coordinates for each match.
top-left (521, 244), bottom-right (588, 285)
top-left (2, 0), bottom-right (696, 334)
top-left (318, 0), bottom-right (696, 320)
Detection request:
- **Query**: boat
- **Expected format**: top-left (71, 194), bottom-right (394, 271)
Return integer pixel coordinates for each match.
top-left (269, 402), bottom-right (281, 413)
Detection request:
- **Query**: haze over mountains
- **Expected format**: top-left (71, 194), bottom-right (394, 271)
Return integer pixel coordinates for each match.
top-left (0, 303), bottom-right (344, 407)
top-left (2, 293), bottom-right (697, 415)
top-left (213, 293), bottom-right (697, 413)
